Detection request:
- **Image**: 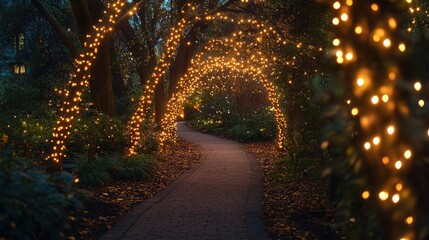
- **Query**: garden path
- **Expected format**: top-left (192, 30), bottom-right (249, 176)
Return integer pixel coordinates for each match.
top-left (100, 121), bottom-right (269, 240)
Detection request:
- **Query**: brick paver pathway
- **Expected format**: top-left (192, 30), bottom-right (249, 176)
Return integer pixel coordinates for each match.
top-left (101, 122), bottom-right (270, 240)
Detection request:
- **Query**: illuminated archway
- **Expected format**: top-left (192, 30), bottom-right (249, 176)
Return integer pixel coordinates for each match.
top-left (126, 15), bottom-right (286, 155)
top-left (47, 1), bottom-right (288, 163)
top-left (159, 55), bottom-right (287, 149)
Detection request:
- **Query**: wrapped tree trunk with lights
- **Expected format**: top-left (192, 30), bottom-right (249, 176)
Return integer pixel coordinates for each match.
top-left (325, 0), bottom-right (429, 239)
top-left (32, 0), bottom-right (117, 116)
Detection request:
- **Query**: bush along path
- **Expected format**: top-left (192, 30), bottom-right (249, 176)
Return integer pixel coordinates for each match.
top-left (101, 122), bottom-right (269, 240)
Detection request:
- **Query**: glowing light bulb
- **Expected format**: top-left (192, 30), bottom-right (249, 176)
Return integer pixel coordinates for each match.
top-left (383, 39), bottom-right (391, 48)
top-left (364, 142), bottom-right (371, 150)
top-left (404, 150), bottom-right (412, 159)
top-left (345, 52), bottom-right (353, 60)
top-left (382, 156), bottom-right (390, 165)
top-left (355, 26), bottom-right (363, 34)
top-left (333, 1), bottom-right (341, 9)
top-left (392, 194), bottom-right (400, 203)
top-left (387, 126), bottom-right (395, 135)
top-left (357, 78), bottom-right (365, 86)
top-left (371, 95), bottom-right (379, 104)
top-left (362, 191), bottom-right (370, 199)
top-left (414, 82), bottom-right (422, 91)
top-left (395, 161), bottom-right (402, 169)
top-left (333, 39), bottom-right (340, 46)
top-left (379, 191), bottom-right (389, 201)
top-left (373, 136), bottom-right (380, 145)
top-left (396, 183), bottom-right (403, 191)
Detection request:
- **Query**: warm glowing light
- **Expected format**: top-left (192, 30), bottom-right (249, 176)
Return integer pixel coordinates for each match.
top-left (333, 1), bottom-right (341, 9)
top-left (419, 100), bottom-right (424, 107)
top-left (396, 183), bottom-right (403, 191)
top-left (392, 194), bottom-right (400, 203)
top-left (414, 82), bottom-right (422, 91)
top-left (371, 3), bottom-right (379, 12)
top-left (373, 136), bottom-right (380, 145)
top-left (364, 142), bottom-right (371, 150)
top-left (382, 94), bottom-right (389, 103)
top-left (404, 150), bottom-right (412, 159)
top-left (341, 13), bottom-right (349, 21)
top-left (345, 52), bottom-right (353, 60)
top-left (399, 43), bottom-right (406, 52)
top-left (383, 38), bottom-right (391, 48)
top-left (406, 216), bottom-right (413, 224)
top-left (382, 156), bottom-right (390, 165)
top-left (332, 18), bottom-right (340, 25)
top-left (388, 18), bottom-right (397, 29)
top-left (395, 161), bottom-right (402, 170)
top-left (362, 191), bottom-right (370, 199)
top-left (355, 26), bottom-right (363, 34)
top-left (351, 108), bottom-right (359, 116)
top-left (387, 126), bottom-right (395, 135)
top-left (371, 95), bottom-right (379, 104)
top-left (333, 38), bottom-right (341, 46)
top-left (379, 191), bottom-right (389, 201)
top-left (357, 78), bottom-right (365, 86)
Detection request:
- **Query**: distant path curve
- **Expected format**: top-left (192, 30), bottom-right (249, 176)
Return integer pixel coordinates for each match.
top-left (101, 122), bottom-right (270, 240)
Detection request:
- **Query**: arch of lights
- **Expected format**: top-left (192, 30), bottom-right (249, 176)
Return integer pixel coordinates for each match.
top-left (156, 36), bottom-right (286, 150)
top-left (47, 0), bottom-right (288, 163)
top-left (127, 14), bottom-right (287, 155)
top-left (159, 56), bottom-right (286, 149)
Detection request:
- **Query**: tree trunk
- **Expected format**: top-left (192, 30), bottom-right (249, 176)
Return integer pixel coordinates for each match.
top-left (71, 0), bottom-right (116, 115)
top-left (88, 35), bottom-right (116, 115)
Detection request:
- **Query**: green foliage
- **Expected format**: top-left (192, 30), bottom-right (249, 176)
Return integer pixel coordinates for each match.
top-left (75, 155), bottom-right (113, 187)
top-left (188, 90), bottom-right (277, 142)
top-left (136, 122), bottom-right (161, 155)
top-left (75, 154), bottom-right (155, 187)
top-left (0, 156), bottom-right (81, 240)
top-left (0, 114), bottom-right (54, 161)
top-left (69, 110), bottom-right (128, 158)
top-left (110, 155), bottom-right (155, 182)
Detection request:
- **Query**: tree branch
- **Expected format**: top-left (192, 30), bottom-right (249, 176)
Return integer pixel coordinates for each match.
top-left (189, 0), bottom-right (241, 19)
top-left (31, 0), bottom-right (79, 58)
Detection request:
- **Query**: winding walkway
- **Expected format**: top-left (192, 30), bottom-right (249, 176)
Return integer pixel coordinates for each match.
top-left (101, 122), bottom-right (269, 240)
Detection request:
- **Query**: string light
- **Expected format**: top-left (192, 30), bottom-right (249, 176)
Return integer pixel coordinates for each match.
top-left (331, 0), bottom-right (420, 238)
top-left (127, 15), bottom-right (287, 155)
top-left (158, 37), bottom-right (287, 150)
top-left (47, 0), bottom-right (128, 163)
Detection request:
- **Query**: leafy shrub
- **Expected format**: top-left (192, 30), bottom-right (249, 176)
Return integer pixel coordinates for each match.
top-left (0, 116), bottom-right (54, 161)
top-left (69, 111), bottom-right (128, 158)
top-left (75, 155), bottom-right (113, 187)
top-left (0, 157), bottom-right (80, 240)
top-left (76, 154), bottom-right (155, 187)
top-left (190, 109), bottom-right (277, 142)
top-left (110, 155), bottom-right (155, 181)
